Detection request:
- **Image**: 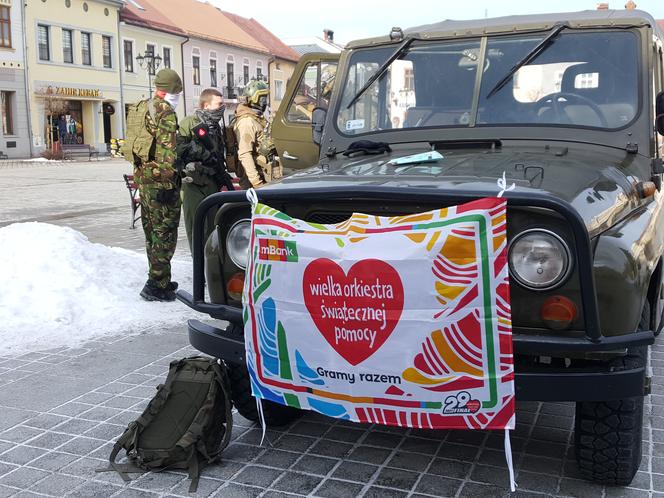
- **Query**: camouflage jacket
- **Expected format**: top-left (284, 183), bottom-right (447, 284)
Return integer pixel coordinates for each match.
top-left (176, 114), bottom-right (225, 186)
top-left (135, 96), bottom-right (179, 189)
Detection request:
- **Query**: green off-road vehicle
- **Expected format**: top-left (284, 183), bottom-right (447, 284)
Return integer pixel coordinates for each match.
top-left (178, 9), bottom-right (664, 485)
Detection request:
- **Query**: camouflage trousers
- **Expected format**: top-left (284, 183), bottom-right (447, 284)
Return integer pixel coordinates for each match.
top-left (139, 186), bottom-right (181, 288)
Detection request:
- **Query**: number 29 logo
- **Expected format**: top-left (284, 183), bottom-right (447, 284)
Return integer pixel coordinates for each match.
top-left (443, 391), bottom-right (481, 414)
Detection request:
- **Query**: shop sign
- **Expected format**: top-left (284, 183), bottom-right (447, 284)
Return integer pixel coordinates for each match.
top-left (43, 86), bottom-right (102, 98)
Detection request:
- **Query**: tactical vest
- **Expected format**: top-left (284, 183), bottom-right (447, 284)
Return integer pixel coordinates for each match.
top-left (122, 100), bottom-right (157, 164)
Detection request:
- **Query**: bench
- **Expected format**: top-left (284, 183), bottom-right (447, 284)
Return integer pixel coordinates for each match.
top-left (123, 174), bottom-right (141, 229)
top-left (0, 151), bottom-right (8, 160)
top-left (62, 144), bottom-right (99, 161)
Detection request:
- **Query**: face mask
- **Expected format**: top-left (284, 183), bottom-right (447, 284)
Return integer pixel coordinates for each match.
top-left (258, 96), bottom-right (268, 112)
top-left (164, 92), bottom-right (181, 109)
top-left (206, 106), bottom-right (225, 122)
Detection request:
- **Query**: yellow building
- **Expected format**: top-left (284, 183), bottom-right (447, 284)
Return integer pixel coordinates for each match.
top-left (24, 0), bottom-right (123, 154)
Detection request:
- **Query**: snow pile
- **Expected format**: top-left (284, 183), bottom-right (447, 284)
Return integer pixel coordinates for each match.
top-left (0, 223), bottom-right (205, 354)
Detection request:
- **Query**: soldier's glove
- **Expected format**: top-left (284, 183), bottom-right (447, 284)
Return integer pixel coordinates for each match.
top-left (185, 161), bottom-right (200, 173)
top-left (155, 188), bottom-right (179, 204)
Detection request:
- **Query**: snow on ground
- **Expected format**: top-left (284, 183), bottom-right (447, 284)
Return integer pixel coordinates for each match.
top-left (0, 222), bottom-right (206, 354)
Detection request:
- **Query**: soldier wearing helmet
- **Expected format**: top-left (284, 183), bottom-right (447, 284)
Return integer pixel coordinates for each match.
top-left (320, 64), bottom-right (337, 108)
top-left (232, 80), bottom-right (281, 189)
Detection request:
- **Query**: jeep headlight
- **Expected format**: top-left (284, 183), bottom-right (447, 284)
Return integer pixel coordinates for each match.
top-left (509, 230), bottom-right (571, 290)
top-left (226, 219), bottom-right (251, 269)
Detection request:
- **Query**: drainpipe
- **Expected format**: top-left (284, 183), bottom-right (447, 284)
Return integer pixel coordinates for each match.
top-left (117, 16), bottom-right (126, 137)
top-left (180, 36), bottom-right (189, 116)
top-left (21, 0), bottom-right (35, 157)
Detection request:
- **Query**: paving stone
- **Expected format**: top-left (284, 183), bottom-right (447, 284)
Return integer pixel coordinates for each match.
top-left (77, 406), bottom-right (124, 422)
top-left (271, 471), bottom-right (323, 494)
top-left (232, 465), bottom-right (283, 488)
top-left (23, 414), bottom-right (69, 431)
top-left (73, 392), bottom-right (114, 405)
top-left (254, 449), bottom-right (300, 469)
top-left (313, 478), bottom-right (363, 498)
top-left (260, 492), bottom-right (301, 498)
top-left (322, 426), bottom-right (365, 443)
top-left (82, 423), bottom-right (123, 441)
top-left (290, 455), bottom-right (338, 476)
top-left (201, 460), bottom-right (244, 480)
top-left (214, 482), bottom-right (264, 498)
top-left (398, 437), bottom-right (441, 455)
top-left (415, 474), bottom-right (464, 496)
top-left (28, 473), bottom-right (86, 496)
top-left (470, 464), bottom-right (512, 487)
top-left (169, 476), bottom-right (223, 497)
top-left (28, 452), bottom-right (79, 472)
top-left (437, 442), bottom-right (480, 462)
top-left (0, 445), bottom-right (47, 465)
top-left (559, 477), bottom-right (607, 497)
top-left (385, 451), bottom-right (432, 472)
top-left (361, 431), bottom-right (403, 449)
top-left (524, 439), bottom-right (567, 460)
top-left (362, 487), bottom-right (409, 498)
top-left (604, 488), bottom-right (651, 498)
top-left (289, 421), bottom-right (330, 438)
top-left (346, 445), bottom-right (391, 465)
top-left (102, 396), bottom-right (144, 409)
top-left (446, 430), bottom-right (488, 446)
top-left (222, 444), bottom-right (264, 464)
top-left (110, 488), bottom-right (160, 497)
top-left (49, 402), bottom-right (93, 417)
top-left (458, 481), bottom-right (508, 498)
top-left (272, 434), bottom-right (316, 453)
top-left (519, 455), bottom-right (563, 475)
top-left (331, 461), bottom-right (378, 483)
top-left (132, 471), bottom-right (186, 491)
top-left (0, 463), bottom-right (18, 477)
top-left (28, 431), bottom-right (72, 450)
top-left (0, 467), bottom-right (49, 489)
top-left (0, 442), bottom-right (10, 455)
top-left (308, 440), bottom-right (352, 459)
top-left (425, 458), bottom-right (471, 480)
top-left (0, 426), bottom-right (43, 444)
top-left (59, 457), bottom-right (106, 479)
top-left (516, 469), bottom-right (559, 494)
top-left (373, 467), bottom-right (420, 491)
top-left (0, 486), bottom-right (17, 498)
top-left (56, 436), bottom-right (104, 456)
top-left (50, 418), bottom-right (97, 435)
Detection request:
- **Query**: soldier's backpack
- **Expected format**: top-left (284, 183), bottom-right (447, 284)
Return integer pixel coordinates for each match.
top-left (121, 99), bottom-right (157, 164)
top-left (98, 357), bottom-right (233, 492)
top-left (222, 115), bottom-right (240, 174)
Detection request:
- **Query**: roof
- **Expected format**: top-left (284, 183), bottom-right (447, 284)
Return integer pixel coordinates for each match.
top-left (221, 12), bottom-right (300, 62)
top-left (139, 0), bottom-right (268, 53)
top-left (658, 19), bottom-right (664, 31)
top-left (286, 37), bottom-right (343, 55)
top-left (120, 1), bottom-right (186, 37)
top-left (349, 9), bottom-right (663, 48)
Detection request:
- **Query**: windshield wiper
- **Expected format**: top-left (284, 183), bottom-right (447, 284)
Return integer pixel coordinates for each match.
top-left (486, 22), bottom-right (568, 99)
top-left (345, 37), bottom-right (415, 109)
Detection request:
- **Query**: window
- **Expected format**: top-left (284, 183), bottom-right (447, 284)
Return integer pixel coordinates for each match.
top-left (192, 56), bottom-right (200, 85)
top-left (274, 79), bottom-right (284, 100)
top-left (243, 64), bottom-right (249, 85)
top-left (404, 68), bottom-right (414, 91)
top-left (287, 63), bottom-right (319, 123)
top-left (574, 72), bottom-right (599, 89)
top-left (1, 91), bottom-right (13, 135)
top-left (163, 47), bottom-right (171, 68)
top-left (146, 43), bottom-right (155, 75)
top-left (210, 59), bottom-right (217, 87)
top-left (226, 62), bottom-right (235, 96)
top-left (256, 61), bottom-right (263, 80)
top-left (62, 29), bottom-right (73, 63)
top-left (81, 32), bottom-right (91, 65)
top-left (102, 35), bottom-right (112, 68)
top-left (38, 24), bottom-right (50, 61)
top-left (123, 40), bottom-right (133, 72)
top-left (0, 6), bottom-right (11, 48)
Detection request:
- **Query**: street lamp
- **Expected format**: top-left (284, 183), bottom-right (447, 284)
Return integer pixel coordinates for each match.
top-left (136, 51), bottom-right (163, 95)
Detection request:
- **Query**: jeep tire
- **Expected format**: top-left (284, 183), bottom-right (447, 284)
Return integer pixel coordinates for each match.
top-left (574, 302), bottom-right (649, 485)
top-left (227, 361), bottom-right (303, 426)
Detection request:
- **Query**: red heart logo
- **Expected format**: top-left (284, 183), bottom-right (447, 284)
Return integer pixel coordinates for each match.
top-left (466, 399), bottom-right (481, 413)
top-left (303, 258), bottom-right (404, 366)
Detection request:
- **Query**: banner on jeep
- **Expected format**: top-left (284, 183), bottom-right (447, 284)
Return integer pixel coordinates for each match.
top-left (243, 197), bottom-right (515, 431)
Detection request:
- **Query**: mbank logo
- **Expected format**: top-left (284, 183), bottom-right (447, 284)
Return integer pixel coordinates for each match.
top-left (258, 239), bottom-right (298, 262)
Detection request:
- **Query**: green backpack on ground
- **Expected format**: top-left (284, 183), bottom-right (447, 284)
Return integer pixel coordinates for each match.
top-left (98, 357), bottom-right (233, 492)
top-left (121, 99), bottom-right (157, 164)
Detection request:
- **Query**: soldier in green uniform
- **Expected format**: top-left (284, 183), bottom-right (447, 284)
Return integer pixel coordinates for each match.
top-left (126, 69), bottom-right (183, 302)
top-left (177, 88), bottom-right (227, 252)
top-left (233, 80), bottom-right (282, 189)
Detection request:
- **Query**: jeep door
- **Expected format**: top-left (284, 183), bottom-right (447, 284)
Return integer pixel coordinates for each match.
top-left (272, 53), bottom-right (339, 172)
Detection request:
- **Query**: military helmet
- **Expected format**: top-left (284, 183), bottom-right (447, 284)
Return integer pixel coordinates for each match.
top-left (243, 79), bottom-right (269, 108)
top-left (154, 69), bottom-right (183, 94)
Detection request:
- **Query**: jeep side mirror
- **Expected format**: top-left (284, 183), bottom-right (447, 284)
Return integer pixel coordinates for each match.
top-left (656, 91), bottom-right (664, 135)
top-left (312, 107), bottom-right (327, 146)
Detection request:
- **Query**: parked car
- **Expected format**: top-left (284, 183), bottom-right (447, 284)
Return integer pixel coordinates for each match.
top-left (179, 9), bottom-right (664, 486)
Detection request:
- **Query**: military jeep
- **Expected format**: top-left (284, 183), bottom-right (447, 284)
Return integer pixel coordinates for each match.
top-left (179, 9), bottom-right (664, 486)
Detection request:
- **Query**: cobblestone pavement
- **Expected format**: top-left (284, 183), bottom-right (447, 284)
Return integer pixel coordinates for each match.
top-left (0, 160), bottom-right (663, 497)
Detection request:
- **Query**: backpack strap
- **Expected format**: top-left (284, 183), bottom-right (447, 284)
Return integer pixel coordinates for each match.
top-left (147, 98), bottom-right (157, 123)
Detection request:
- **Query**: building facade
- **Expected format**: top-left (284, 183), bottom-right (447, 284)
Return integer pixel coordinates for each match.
top-left (119, 2), bottom-right (186, 122)
top-left (24, 0), bottom-right (123, 154)
top-left (0, 0), bottom-right (31, 158)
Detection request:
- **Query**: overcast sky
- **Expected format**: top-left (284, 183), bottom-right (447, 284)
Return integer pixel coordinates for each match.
top-left (208, 0), bottom-right (664, 45)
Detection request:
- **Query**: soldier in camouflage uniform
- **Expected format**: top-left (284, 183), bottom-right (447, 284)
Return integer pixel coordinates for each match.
top-left (133, 69), bottom-right (183, 302)
top-left (177, 88), bottom-right (227, 252)
top-left (233, 80), bottom-right (282, 189)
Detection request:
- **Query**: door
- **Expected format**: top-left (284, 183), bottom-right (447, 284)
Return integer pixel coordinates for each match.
top-left (272, 53), bottom-right (340, 172)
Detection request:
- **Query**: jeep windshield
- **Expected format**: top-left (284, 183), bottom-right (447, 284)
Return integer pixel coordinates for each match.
top-left (336, 30), bottom-right (639, 135)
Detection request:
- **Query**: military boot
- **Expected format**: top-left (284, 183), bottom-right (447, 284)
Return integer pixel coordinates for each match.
top-left (140, 280), bottom-right (176, 302)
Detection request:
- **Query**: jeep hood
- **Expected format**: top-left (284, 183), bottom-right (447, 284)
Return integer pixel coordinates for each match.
top-left (277, 144), bottom-right (644, 236)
